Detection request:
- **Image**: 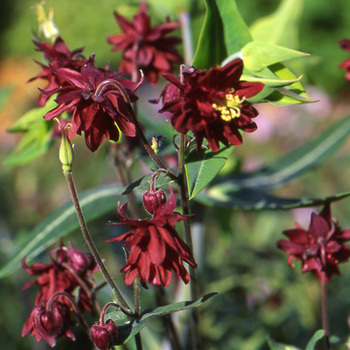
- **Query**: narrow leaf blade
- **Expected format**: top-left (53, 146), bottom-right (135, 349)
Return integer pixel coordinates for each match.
top-left (0, 184), bottom-right (121, 279)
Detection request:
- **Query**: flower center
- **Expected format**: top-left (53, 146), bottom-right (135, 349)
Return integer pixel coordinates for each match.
top-left (212, 91), bottom-right (246, 122)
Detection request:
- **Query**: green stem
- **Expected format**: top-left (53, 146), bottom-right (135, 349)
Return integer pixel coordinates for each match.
top-left (177, 134), bottom-right (202, 350)
top-left (321, 272), bottom-right (332, 350)
top-left (179, 12), bottom-right (194, 65)
top-left (63, 170), bottom-right (131, 313)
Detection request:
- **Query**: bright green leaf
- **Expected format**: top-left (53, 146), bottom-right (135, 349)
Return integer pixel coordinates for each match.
top-left (267, 336), bottom-right (301, 350)
top-left (0, 184), bottom-right (121, 279)
top-left (305, 330), bottom-right (325, 350)
top-left (242, 41), bottom-right (308, 72)
top-left (192, 0), bottom-right (251, 69)
top-left (185, 146), bottom-right (233, 199)
top-left (250, 0), bottom-right (304, 49)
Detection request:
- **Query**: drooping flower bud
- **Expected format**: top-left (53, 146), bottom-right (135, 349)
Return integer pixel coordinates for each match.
top-left (22, 301), bottom-right (75, 347)
top-left (142, 188), bottom-right (167, 215)
top-left (65, 242), bottom-right (96, 275)
top-left (90, 319), bottom-right (118, 350)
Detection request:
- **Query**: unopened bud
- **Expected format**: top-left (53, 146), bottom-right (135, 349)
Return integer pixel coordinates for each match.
top-left (142, 189), bottom-right (167, 215)
top-left (59, 127), bottom-right (74, 172)
top-left (90, 319), bottom-right (118, 350)
top-left (35, 3), bottom-right (59, 42)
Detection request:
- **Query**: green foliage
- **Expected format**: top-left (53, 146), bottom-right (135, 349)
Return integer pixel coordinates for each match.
top-left (185, 146), bottom-right (233, 199)
top-left (0, 184), bottom-right (121, 279)
top-left (195, 116), bottom-right (350, 209)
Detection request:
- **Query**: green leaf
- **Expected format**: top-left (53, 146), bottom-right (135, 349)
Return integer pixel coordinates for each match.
top-left (215, 117), bottom-right (350, 191)
top-left (105, 293), bottom-right (216, 345)
top-left (250, 0), bottom-right (304, 49)
top-left (305, 330), bottom-right (325, 350)
top-left (242, 41), bottom-right (308, 72)
top-left (192, 0), bottom-right (251, 69)
top-left (267, 336), bottom-right (301, 350)
top-left (195, 188), bottom-right (350, 211)
top-left (140, 292), bottom-right (217, 320)
top-left (0, 184), bottom-right (121, 279)
top-left (185, 146), bottom-right (233, 199)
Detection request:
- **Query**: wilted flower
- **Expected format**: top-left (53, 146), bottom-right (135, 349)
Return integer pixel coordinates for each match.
top-left (90, 319), bottom-right (118, 350)
top-left (41, 59), bottom-right (141, 151)
top-left (22, 241), bottom-right (97, 314)
top-left (29, 36), bottom-right (87, 106)
top-left (156, 59), bottom-right (264, 152)
top-left (107, 185), bottom-right (197, 287)
top-left (277, 204), bottom-right (350, 282)
top-left (339, 39), bottom-right (350, 81)
top-left (22, 300), bottom-right (75, 347)
top-left (107, 1), bottom-right (182, 84)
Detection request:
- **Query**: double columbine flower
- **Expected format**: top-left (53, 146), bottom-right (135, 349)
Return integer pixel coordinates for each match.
top-left (107, 185), bottom-right (197, 288)
top-left (277, 204), bottom-right (350, 282)
top-left (107, 1), bottom-right (182, 84)
top-left (339, 39), bottom-right (350, 81)
top-left (29, 36), bottom-right (87, 106)
top-left (41, 58), bottom-right (142, 151)
top-left (157, 59), bottom-right (264, 152)
top-left (22, 242), bottom-right (97, 346)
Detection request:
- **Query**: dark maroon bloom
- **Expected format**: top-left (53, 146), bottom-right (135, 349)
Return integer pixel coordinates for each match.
top-left (277, 204), bottom-right (350, 282)
top-left (339, 39), bottom-right (350, 81)
top-left (107, 1), bottom-right (182, 84)
top-left (22, 300), bottom-right (75, 347)
top-left (107, 185), bottom-right (197, 287)
top-left (157, 59), bottom-right (264, 152)
top-left (22, 241), bottom-right (97, 314)
top-left (90, 319), bottom-right (118, 350)
top-left (29, 36), bottom-right (87, 106)
top-left (42, 59), bottom-right (141, 151)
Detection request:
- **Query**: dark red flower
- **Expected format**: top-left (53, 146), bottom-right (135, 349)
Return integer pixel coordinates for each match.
top-left (107, 1), bottom-right (182, 84)
top-left (107, 185), bottom-right (197, 287)
top-left (277, 204), bottom-right (350, 282)
top-left (41, 59), bottom-right (141, 151)
top-left (22, 300), bottom-right (75, 347)
top-left (142, 188), bottom-right (167, 215)
top-left (339, 39), bottom-right (350, 81)
top-left (156, 59), bottom-right (264, 152)
top-left (22, 241), bottom-right (97, 314)
top-left (90, 319), bottom-right (118, 350)
top-left (29, 36), bottom-right (87, 106)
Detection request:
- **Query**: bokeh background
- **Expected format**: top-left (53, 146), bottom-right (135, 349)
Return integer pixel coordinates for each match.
top-left (1, 0), bottom-right (350, 349)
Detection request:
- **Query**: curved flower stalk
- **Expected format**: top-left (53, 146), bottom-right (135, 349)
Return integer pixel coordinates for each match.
top-left (107, 1), bottom-right (182, 83)
top-left (107, 185), bottom-right (197, 288)
top-left (41, 58), bottom-right (142, 151)
top-left (156, 59), bottom-right (264, 152)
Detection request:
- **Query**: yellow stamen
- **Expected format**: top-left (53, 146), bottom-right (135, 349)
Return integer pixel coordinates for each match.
top-left (212, 91), bottom-right (246, 122)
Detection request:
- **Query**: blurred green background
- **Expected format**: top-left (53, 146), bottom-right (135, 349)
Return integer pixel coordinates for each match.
top-left (1, 0), bottom-right (350, 349)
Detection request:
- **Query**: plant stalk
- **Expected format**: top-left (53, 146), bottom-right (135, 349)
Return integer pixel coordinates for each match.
top-left (63, 170), bottom-right (131, 313)
top-left (177, 134), bottom-right (202, 350)
top-left (321, 271), bottom-right (332, 350)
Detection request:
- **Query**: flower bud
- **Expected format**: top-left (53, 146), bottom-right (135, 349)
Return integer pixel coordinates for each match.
top-left (142, 189), bottom-right (167, 215)
top-left (66, 242), bottom-right (96, 275)
top-left (90, 319), bottom-right (118, 350)
top-left (59, 127), bottom-right (74, 172)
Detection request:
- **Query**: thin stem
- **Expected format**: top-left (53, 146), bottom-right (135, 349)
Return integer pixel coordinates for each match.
top-left (126, 104), bottom-right (177, 180)
top-left (179, 12), bottom-right (194, 65)
top-left (63, 170), bottom-right (131, 313)
top-left (135, 333), bottom-right (143, 350)
top-left (177, 134), bottom-right (202, 350)
top-left (321, 272), bottom-right (332, 350)
top-left (134, 277), bottom-right (141, 316)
